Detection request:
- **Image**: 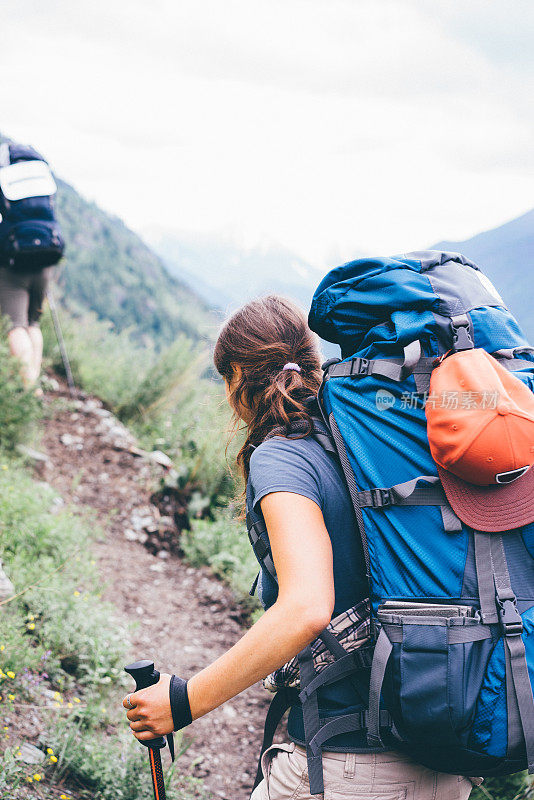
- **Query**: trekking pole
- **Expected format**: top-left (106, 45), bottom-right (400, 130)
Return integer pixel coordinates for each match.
top-left (125, 660), bottom-right (175, 800)
top-left (46, 289), bottom-right (76, 397)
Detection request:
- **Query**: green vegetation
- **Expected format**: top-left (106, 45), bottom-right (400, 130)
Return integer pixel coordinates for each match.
top-left (0, 444), bottom-right (208, 799)
top-left (0, 318), bottom-right (40, 451)
top-left (42, 303), bottom-right (259, 613)
top-left (182, 514), bottom-right (258, 611)
top-left (472, 774), bottom-right (534, 800)
top-left (0, 472), bottom-right (124, 684)
top-left (41, 307), bottom-right (236, 511)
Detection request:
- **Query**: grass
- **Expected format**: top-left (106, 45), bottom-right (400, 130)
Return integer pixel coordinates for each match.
top-left (0, 460), bottom-right (208, 800)
top-left (42, 303), bottom-right (252, 611)
top-left (0, 468), bottom-right (124, 685)
top-left (0, 317), bottom-right (40, 451)
top-left (472, 773), bottom-right (534, 800)
top-left (41, 307), bottom-right (236, 509)
top-left (181, 512), bottom-right (259, 613)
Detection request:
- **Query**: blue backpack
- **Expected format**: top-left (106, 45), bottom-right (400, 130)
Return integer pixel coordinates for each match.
top-left (0, 142), bottom-right (65, 270)
top-left (306, 250), bottom-right (534, 784)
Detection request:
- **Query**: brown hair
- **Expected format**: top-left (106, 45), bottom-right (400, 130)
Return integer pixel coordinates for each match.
top-left (214, 295), bottom-right (323, 483)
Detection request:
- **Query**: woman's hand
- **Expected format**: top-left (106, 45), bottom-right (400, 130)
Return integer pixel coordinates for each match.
top-left (122, 673), bottom-right (173, 742)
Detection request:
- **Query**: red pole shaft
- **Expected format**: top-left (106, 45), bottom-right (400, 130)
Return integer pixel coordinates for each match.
top-left (148, 747), bottom-right (167, 800)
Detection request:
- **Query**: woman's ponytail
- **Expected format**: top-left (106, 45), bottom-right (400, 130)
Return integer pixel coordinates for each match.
top-left (214, 295), bottom-right (323, 483)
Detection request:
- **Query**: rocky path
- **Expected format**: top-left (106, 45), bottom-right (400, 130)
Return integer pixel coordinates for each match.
top-left (39, 384), bottom-right (270, 800)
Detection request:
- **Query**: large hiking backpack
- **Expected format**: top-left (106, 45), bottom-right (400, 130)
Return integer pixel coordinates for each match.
top-left (0, 142), bottom-right (65, 270)
top-left (303, 250), bottom-right (534, 783)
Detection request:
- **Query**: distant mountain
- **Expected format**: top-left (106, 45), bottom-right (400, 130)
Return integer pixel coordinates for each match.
top-left (144, 230), bottom-right (327, 313)
top-left (0, 131), bottom-right (217, 348)
top-left (54, 182), bottom-right (219, 346)
top-left (433, 208), bottom-right (534, 341)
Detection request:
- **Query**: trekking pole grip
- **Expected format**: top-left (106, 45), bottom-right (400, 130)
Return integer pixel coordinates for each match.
top-left (125, 659), bottom-right (161, 691)
top-left (124, 659), bottom-right (165, 749)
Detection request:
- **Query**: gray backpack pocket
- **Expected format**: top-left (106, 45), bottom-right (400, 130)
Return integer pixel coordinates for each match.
top-left (372, 606), bottom-right (494, 749)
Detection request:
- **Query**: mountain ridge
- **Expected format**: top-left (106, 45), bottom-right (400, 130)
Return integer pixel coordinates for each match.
top-left (145, 228), bottom-right (327, 313)
top-left (0, 131), bottom-right (218, 348)
top-left (432, 206), bottom-right (534, 341)
top-left (54, 179), bottom-right (220, 346)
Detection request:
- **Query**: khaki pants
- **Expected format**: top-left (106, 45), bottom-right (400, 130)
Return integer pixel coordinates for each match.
top-left (251, 742), bottom-right (473, 800)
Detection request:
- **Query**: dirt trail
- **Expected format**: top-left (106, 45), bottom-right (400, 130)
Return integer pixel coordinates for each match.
top-left (40, 383), bottom-right (271, 800)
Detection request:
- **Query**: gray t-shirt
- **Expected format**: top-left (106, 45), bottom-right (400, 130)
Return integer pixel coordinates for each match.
top-left (248, 434), bottom-right (371, 750)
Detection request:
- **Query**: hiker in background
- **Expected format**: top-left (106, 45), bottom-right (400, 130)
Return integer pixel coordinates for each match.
top-left (0, 142), bottom-right (65, 387)
top-left (122, 295), bottom-right (471, 799)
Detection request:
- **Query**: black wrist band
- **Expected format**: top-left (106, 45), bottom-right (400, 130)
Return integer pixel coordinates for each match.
top-left (169, 675), bottom-right (192, 731)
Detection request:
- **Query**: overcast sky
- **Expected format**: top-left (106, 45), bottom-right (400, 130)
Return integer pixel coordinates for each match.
top-left (1, 0), bottom-right (533, 266)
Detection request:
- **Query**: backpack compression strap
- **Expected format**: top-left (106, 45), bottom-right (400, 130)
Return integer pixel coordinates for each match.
top-left (473, 532), bottom-right (534, 770)
top-left (355, 475), bottom-right (463, 533)
top-left (324, 314), bottom-right (534, 394)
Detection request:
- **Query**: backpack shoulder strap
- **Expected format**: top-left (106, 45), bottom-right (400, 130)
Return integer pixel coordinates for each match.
top-left (245, 479), bottom-right (277, 585)
top-left (245, 402), bottom-right (338, 589)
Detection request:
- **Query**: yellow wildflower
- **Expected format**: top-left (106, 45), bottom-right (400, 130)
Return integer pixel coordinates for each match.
top-left (67, 702), bottom-right (73, 708)
top-left (28, 614), bottom-right (35, 621)
top-left (60, 795), bottom-right (70, 799)
top-left (6, 671), bottom-right (15, 679)
top-left (46, 747), bottom-right (54, 755)
top-left (0, 644), bottom-right (4, 650)
top-left (7, 694), bottom-right (14, 701)
top-left (26, 777), bottom-right (33, 783)
top-left (73, 590), bottom-right (80, 597)
top-left (50, 755), bottom-right (58, 763)
top-left (53, 691), bottom-right (62, 700)
top-left (3, 726), bottom-right (7, 730)
top-left (73, 697), bottom-right (81, 703)
top-left (27, 623), bottom-right (35, 630)
top-left (33, 773), bottom-right (42, 781)
top-left (1, 465), bottom-right (7, 470)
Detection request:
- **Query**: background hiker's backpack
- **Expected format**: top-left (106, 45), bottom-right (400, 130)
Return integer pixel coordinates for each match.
top-left (0, 142), bottom-right (65, 270)
top-left (307, 250), bottom-right (534, 782)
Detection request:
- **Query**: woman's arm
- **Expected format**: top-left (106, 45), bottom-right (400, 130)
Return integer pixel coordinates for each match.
top-left (125, 492), bottom-right (335, 740)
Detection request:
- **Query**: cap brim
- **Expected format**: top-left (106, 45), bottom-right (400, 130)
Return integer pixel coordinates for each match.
top-left (437, 464), bottom-right (534, 533)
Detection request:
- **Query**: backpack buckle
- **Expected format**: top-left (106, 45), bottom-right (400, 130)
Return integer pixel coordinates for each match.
top-left (450, 317), bottom-right (474, 351)
top-left (371, 488), bottom-right (392, 508)
top-left (322, 358), bottom-right (341, 372)
top-left (498, 598), bottom-right (523, 636)
top-left (351, 358), bottom-right (370, 376)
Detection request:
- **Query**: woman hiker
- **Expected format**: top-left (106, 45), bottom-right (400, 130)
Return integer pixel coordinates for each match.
top-left (122, 295), bottom-right (472, 799)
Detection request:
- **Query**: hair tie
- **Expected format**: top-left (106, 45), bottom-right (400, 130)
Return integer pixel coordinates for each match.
top-left (282, 362), bottom-right (301, 372)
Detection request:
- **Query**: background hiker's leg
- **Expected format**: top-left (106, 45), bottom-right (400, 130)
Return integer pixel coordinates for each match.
top-left (27, 324), bottom-right (44, 386)
top-left (8, 326), bottom-right (35, 387)
top-left (26, 268), bottom-right (52, 387)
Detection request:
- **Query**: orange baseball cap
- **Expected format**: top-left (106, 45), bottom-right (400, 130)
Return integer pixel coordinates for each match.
top-left (426, 348), bottom-right (534, 532)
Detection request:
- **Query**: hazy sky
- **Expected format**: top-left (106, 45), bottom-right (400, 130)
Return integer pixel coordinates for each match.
top-left (1, 0), bottom-right (533, 265)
